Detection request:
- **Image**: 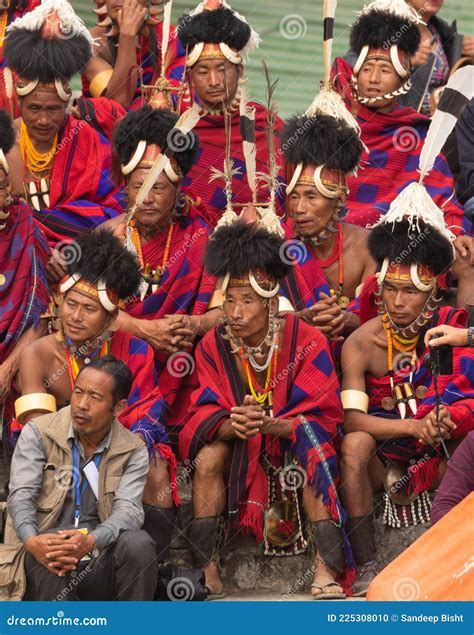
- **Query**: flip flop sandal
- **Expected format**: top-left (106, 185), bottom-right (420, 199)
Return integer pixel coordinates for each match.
top-left (311, 582), bottom-right (346, 600)
top-left (205, 586), bottom-right (226, 601)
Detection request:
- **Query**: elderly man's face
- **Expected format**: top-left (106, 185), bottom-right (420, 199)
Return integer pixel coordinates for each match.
top-left (223, 284), bottom-right (273, 345)
top-left (287, 183), bottom-right (340, 237)
top-left (0, 169), bottom-right (9, 209)
top-left (20, 90), bottom-right (66, 147)
top-left (127, 169), bottom-right (177, 233)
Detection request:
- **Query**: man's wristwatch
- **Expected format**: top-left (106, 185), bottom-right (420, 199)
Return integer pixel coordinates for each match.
top-left (468, 327), bottom-right (474, 347)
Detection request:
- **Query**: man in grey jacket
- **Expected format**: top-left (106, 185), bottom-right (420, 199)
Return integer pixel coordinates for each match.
top-left (1, 355), bottom-right (157, 601)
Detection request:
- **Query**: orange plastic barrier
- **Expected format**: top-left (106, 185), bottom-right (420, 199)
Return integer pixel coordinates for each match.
top-left (367, 492), bottom-right (474, 600)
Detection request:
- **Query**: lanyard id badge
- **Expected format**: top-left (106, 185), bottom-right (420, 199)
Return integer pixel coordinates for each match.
top-left (72, 441), bottom-right (102, 529)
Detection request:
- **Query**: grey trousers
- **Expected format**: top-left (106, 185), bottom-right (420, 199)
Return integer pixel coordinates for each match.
top-left (24, 529), bottom-right (158, 601)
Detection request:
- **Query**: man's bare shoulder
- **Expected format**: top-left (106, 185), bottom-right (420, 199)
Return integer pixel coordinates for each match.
top-left (344, 316), bottom-right (380, 350)
top-left (22, 334), bottom-right (57, 361)
top-left (342, 222), bottom-right (370, 248)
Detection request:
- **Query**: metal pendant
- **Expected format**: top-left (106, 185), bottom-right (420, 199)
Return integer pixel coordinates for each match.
top-left (415, 385), bottom-right (428, 399)
top-left (381, 396), bottom-right (395, 411)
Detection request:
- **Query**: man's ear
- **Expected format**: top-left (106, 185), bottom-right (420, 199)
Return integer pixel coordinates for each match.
top-left (112, 399), bottom-right (128, 417)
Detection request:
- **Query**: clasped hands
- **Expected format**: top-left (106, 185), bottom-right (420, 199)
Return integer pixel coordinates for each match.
top-left (410, 406), bottom-right (457, 447)
top-left (298, 292), bottom-right (345, 341)
top-left (25, 529), bottom-right (96, 577)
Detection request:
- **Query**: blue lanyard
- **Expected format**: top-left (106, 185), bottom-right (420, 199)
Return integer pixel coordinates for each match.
top-left (72, 440), bottom-right (102, 528)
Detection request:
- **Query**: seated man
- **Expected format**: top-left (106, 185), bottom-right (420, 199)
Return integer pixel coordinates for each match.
top-left (331, 1), bottom-right (469, 237)
top-left (2, 356), bottom-right (157, 601)
top-left (3, 0), bottom-right (122, 246)
top-left (177, 0), bottom-right (284, 219)
top-left (104, 105), bottom-right (218, 428)
top-left (0, 109), bottom-right (49, 454)
top-left (16, 230), bottom-right (176, 561)
top-left (338, 198), bottom-right (474, 596)
top-left (281, 100), bottom-right (375, 337)
top-left (0, 0), bottom-right (39, 117)
top-left (77, 0), bottom-right (185, 138)
top-left (180, 219), bottom-right (350, 600)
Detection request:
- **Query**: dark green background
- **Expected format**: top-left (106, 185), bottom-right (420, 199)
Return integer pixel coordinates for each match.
top-left (72, 0), bottom-right (473, 116)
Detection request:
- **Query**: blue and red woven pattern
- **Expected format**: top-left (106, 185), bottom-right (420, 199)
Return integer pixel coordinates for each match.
top-left (33, 116), bottom-right (123, 246)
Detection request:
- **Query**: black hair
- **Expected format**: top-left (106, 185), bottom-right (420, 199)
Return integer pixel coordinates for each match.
top-left (78, 355), bottom-right (133, 405)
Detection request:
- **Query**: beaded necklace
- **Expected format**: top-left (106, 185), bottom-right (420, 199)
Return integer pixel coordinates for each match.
top-left (381, 314), bottom-right (423, 417)
top-left (65, 340), bottom-right (110, 390)
top-left (309, 223), bottom-right (348, 308)
top-left (131, 220), bottom-right (175, 298)
top-left (239, 330), bottom-right (280, 414)
top-left (20, 120), bottom-right (58, 176)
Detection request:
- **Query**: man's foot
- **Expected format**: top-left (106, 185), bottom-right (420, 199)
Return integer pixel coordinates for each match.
top-left (203, 561), bottom-right (225, 600)
top-left (352, 560), bottom-right (379, 597)
top-left (310, 559), bottom-right (346, 600)
top-left (311, 581), bottom-right (346, 600)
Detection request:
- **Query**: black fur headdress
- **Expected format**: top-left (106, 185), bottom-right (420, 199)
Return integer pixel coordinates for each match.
top-left (67, 230), bottom-right (142, 301)
top-left (281, 115), bottom-right (362, 173)
top-left (205, 220), bottom-right (291, 281)
top-left (4, 0), bottom-right (92, 82)
top-left (350, 9), bottom-right (420, 57)
top-left (114, 106), bottom-right (199, 176)
top-left (368, 219), bottom-right (454, 275)
top-left (179, 7), bottom-right (251, 51)
top-left (0, 110), bottom-right (15, 155)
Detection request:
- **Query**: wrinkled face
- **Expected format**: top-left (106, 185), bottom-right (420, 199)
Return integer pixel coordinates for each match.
top-left (190, 58), bottom-right (242, 110)
top-left (20, 90), bottom-right (66, 146)
top-left (71, 367), bottom-right (118, 438)
top-left (127, 168), bottom-right (177, 232)
top-left (382, 280), bottom-right (430, 327)
top-left (60, 289), bottom-right (110, 344)
top-left (287, 184), bottom-right (340, 237)
top-left (407, 0), bottom-right (443, 17)
top-left (0, 168), bottom-right (9, 209)
top-left (105, 0), bottom-right (147, 21)
top-left (357, 59), bottom-right (403, 108)
top-left (223, 285), bottom-right (272, 342)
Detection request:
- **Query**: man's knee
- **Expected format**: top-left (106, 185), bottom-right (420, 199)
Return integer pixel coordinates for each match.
top-left (113, 529), bottom-right (156, 564)
top-left (144, 458), bottom-right (171, 502)
top-left (194, 442), bottom-right (231, 481)
top-left (341, 432), bottom-right (376, 472)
